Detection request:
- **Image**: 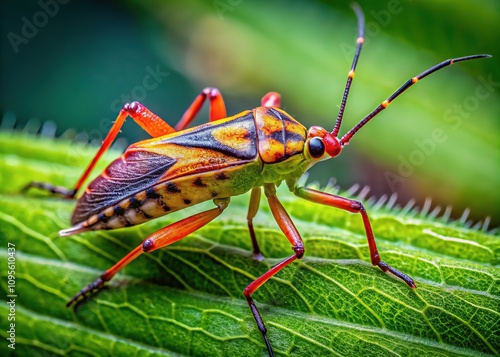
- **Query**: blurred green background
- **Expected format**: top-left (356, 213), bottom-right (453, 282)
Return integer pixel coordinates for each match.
top-left (1, 0), bottom-right (499, 227)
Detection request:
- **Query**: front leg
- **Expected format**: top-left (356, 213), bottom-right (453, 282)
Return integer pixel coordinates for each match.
top-left (293, 186), bottom-right (415, 288)
top-left (243, 184), bottom-right (305, 357)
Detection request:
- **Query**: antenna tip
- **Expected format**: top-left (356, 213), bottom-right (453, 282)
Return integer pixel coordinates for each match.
top-left (350, 2), bottom-right (363, 15)
top-left (470, 54), bottom-right (492, 60)
top-left (451, 54), bottom-right (492, 64)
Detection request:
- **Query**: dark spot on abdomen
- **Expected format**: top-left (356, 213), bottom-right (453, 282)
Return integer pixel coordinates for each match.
top-left (146, 188), bottom-right (161, 198)
top-left (193, 177), bottom-right (207, 187)
top-left (167, 182), bottom-right (181, 193)
top-left (216, 173), bottom-right (229, 180)
top-left (129, 197), bottom-right (142, 208)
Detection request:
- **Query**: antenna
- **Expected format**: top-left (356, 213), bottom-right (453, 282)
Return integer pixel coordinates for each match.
top-left (340, 54), bottom-right (491, 146)
top-left (332, 3), bottom-right (364, 137)
top-left (332, 4), bottom-right (491, 146)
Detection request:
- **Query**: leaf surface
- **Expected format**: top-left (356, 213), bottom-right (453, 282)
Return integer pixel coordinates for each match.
top-left (0, 132), bottom-right (499, 356)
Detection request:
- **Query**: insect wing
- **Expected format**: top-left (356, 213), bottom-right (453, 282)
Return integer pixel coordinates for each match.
top-left (72, 111), bottom-right (258, 224)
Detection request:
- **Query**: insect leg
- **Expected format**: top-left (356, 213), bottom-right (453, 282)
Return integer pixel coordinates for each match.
top-left (24, 102), bottom-right (175, 198)
top-left (247, 187), bottom-right (264, 261)
top-left (174, 87), bottom-right (227, 130)
top-left (67, 198), bottom-right (229, 307)
top-left (293, 186), bottom-right (415, 288)
top-left (243, 184), bottom-right (304, 357)
top-left (261, 92), bottom-right (281, 108)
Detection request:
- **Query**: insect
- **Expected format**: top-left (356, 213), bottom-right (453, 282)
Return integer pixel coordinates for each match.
top-left (25, 4), bottom-right (489, 357)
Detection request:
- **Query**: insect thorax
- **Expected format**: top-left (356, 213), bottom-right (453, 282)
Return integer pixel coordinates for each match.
top-left (253, 107), bottom-right (307, 164)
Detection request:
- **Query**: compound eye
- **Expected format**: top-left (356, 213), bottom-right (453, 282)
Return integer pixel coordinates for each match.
top-left (308, 137), bottom-right (325, 158)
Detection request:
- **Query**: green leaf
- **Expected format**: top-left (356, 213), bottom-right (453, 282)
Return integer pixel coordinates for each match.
top-left (0, 132), bottom-right (499, 356)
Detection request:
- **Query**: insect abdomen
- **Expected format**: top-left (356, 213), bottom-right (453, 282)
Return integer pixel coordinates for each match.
top-left (71, 161), bottom-right (262, 233)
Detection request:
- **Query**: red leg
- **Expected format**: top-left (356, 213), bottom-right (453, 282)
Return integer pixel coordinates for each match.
top-left (174, 87), bottom-right (227, 130)
top-left (24, 101), bottom-right (175, 198)
top-left (247, 187), bottom-right (264, 261)
top-left (261, 92), bottom-right (281, 108)
top-left (24, 88), bottom-right (227, 198)
top-left (74, 102), bottom-right (176, 194)
top-left (294, 186), bottom-right (415, 288)
top-left (67, 198), bottom-right (229, 307)
top-left (243, 184), bottom-right (304, 357)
